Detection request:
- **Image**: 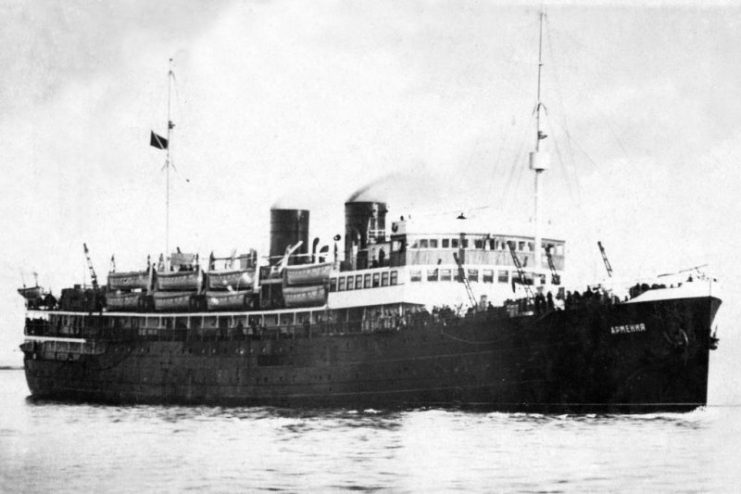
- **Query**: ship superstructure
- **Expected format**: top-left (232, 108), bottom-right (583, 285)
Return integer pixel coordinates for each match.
top-left (17, 193), bottom-right (721, 412)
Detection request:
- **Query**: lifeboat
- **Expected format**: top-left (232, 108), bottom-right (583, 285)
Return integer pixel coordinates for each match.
top-left (205, 290), bottom-right (252, 311)
top-left (17, 286), bottom-right (44, 300)
top-left (108, 270), bottom-right (150, 291)
top-left (106, 292), bottom-right (141, 311)
top-left (283, 285), bottom-right (327, 308)
top-left (283, 262), bottom-right (332, 287)
top-left (153, 291), bottom-right (193, 311)
top-left (156, 270), bottom-right (201, 291)
top-left (206, 269), bottom-right (253, 291)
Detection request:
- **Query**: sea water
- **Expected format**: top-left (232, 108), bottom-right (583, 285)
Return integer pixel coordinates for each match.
top-left (1, 369), bottom-right (739, 493)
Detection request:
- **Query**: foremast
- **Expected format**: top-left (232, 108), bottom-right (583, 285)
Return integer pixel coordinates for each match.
top-left (530, 11), bottom-right (549, 273)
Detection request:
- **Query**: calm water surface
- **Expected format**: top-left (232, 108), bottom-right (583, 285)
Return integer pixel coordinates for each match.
top-left (0, 369), bottom-right (739, 492)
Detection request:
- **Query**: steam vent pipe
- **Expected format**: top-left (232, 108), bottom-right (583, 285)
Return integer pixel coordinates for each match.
top-left (269, 208), bottom-right (310, 265)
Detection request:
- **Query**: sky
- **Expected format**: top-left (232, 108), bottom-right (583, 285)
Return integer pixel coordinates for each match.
top-left (1, 0), bottom-right (740, 402)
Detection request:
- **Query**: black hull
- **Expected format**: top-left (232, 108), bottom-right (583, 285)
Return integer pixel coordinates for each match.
top-left (23, 297), bottom-right (720, 413)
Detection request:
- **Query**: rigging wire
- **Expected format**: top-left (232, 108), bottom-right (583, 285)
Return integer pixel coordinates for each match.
top-left (485, 126), bottom-right (510, 201)
top-left (500, 114), bottom-right (533, 218)
top-left (544, 17), bottom-right (582, 207)
top-left (498, 114), bottom-right (532, 212)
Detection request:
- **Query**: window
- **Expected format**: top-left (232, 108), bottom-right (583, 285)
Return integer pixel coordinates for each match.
top-left (427, 269), bottom-right (438, 282)
top-left (364, 274), bottom-right (371, 288)
top-left (392, 240), bottom-right (403, 252)
top-left (451, 238), bottom-right (459, 248)
top-left (429, 239), bottom-right (438, 248)
top-left (518, 241), bottom-right (526, 252)
top-left (410, 270), bottom-right (422, 282)
top-left (468, 269), bottom-right (479, 282)
top-left (440, 269), bottom-right (452, 281)
top-left (338, 277), bottom-right (346, 291)
top-left (390, 271), bottom-right (398, 285)
top-left (489, 239), bottom-right (497, 250)
top-left (507, 240), bottom-right (516, 251)
top-left (419, 239), bottom-right (429, 248)
top-left (381, 272), bottom-right (389, 286)
top-left (498, 270), bottom-right (509, 283)
top-left (372, 273), bottom-right (380, 287)
top-left (442, 239), bottom-right (450, 248)
top-left (347, 276), bottom-right (354, 290)
top-left (356, 275), bottom-right (363, 289)
top-left (527, 242), bottom-right (534, 252)
top-left (462, 239), bottom-right (469, 248)
top-left (474, 239), bottom-right (483, 249)
top-left (483, 269), bottom-right (494, 283)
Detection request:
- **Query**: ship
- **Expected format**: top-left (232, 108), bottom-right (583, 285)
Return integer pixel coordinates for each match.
top-left (17, 14), bottom-right (722, 413)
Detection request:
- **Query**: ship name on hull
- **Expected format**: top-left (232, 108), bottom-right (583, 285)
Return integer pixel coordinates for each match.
top-left (610, 323), bottom-right (646, 335)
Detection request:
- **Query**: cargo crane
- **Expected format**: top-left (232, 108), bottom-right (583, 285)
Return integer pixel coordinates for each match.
top-left (452, 252), bottom-right (477, 309)
top-left (545, 246), bottom-right (561, 285)
top-left (597, 241), bottom-right (613, 278)
top-left (508, 242), bottom-right (534, 299)
top-left (83, 243), bottom-right (99, 290)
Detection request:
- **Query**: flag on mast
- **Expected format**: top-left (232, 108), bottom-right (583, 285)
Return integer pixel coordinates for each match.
top-left (150, 131), bottom-right (168, 150)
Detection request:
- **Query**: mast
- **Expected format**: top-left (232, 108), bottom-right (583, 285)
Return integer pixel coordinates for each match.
top-left (530, 11), bottom-right (549, 273)
top-left (165, 58), bottom-right (175, 263)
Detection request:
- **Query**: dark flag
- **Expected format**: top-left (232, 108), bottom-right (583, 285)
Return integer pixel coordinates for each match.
top-left (150, 131), bottom-right (168, 150)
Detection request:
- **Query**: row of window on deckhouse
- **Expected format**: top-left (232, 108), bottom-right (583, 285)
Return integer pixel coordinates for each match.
top-left (404, 236), bottom-right (564, 255)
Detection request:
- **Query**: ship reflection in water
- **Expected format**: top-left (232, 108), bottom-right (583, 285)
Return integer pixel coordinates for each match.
top-left (0, 370), bottom-right (737, 492)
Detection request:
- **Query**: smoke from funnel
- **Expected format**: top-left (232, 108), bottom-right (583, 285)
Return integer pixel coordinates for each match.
top-left (346, 174), bottom-right (399, 203)
top-left (349, 170), bottom-right (450, 203)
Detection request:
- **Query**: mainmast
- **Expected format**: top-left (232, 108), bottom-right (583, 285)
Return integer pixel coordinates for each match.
top-left (530, 11), bottom-right (549, 273)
